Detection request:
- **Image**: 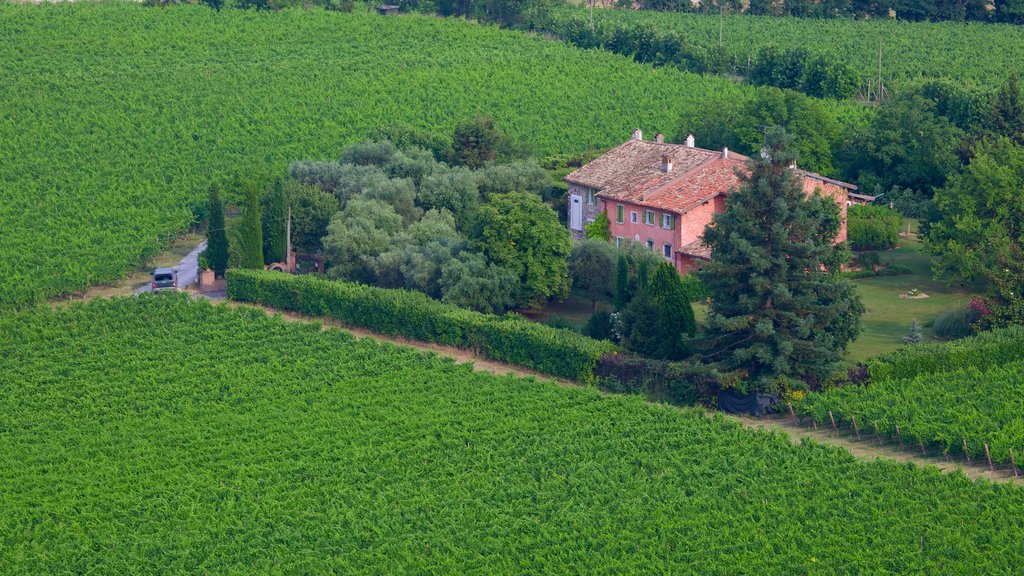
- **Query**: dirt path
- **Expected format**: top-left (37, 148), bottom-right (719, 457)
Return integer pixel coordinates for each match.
top-left (215, 299), bottom-right (1024, 485)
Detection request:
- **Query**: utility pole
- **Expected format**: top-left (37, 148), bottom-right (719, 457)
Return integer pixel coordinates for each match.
top-left (877, 36), bottom-right (883, 106)
top-left (719, 6), bottom-right (724, 49)
top-left (589, 0), bottom-right (595, 32)
top-left (286, 206), bottom-right (293, 273)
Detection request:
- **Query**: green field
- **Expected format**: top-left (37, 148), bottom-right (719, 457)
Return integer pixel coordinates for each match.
top-left (800, 325), bottom-right (1024, 463)
top-left (551, 8), bottom-right (1024, 94)
top-left (5, 2), bottom-right (856, 309)
top-left (3, 295), bottom-right (1024, 573)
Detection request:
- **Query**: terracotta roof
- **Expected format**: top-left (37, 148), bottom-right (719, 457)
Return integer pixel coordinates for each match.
top-left (565, 139), bottom-right (749, 214)
top-left (679, 240), bottom-right (712, 260)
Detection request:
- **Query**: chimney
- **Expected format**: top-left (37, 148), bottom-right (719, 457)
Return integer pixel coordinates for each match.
top-left (655, 133), bottom-right (664, 143)
top-left (661, 155), bottom-right (672, 173)
top-left (632, 128), bottom-right (643, 141)
top-left (685, 134), bottom-right (695, 148)
top-left (722, 146), bottom-right (729, 159)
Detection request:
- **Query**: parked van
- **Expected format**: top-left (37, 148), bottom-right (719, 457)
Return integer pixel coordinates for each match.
top-left (151, 268), bottom-right (178, 292)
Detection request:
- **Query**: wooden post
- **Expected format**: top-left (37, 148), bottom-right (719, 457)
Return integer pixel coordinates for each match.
top-left (1010, 448), bottom-right (1019, 479)
top-left (919, 440), bottom-right (927, 456)
top-left (895, 425), bottom-right (903, 448)
top-left (963, 439), bottom-right (972, 466)
top-left (873, 422), bottom-right (881, 446)
top-left (851, 415), bottom-right (861, 440)
top-left (788, 402), bottom-right (796, 422)
top-left (828, 411), bottom-right (838, 431)
top-left (984, 443), bottom-right (994, 472)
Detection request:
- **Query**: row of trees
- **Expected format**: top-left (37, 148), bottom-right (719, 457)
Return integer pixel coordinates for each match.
top-left (639, 0), bottom-right (1022, 24)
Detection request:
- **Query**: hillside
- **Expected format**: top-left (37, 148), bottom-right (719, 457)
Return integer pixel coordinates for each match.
top-left (2, 3), bottom-right (863, 308)
top-left (3, 295), bottom-right (1024, 573)
top-left (549, 8), bottom-right (1024, 94)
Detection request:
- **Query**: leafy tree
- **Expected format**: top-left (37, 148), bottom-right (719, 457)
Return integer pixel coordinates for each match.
top-left (569, 239), bottom-right (616, 311)
top-left (439, 252), bottom-right (520, 314)
top-left (929, 138), bottom-right (1024, 328)
top-left (903, 320), bottom-right (924, 344)
top-left (472, 192), bottom-right (572, 309)
top-left (262, 177), bottom-right (288, 264)
top-left (286, 181), bottom-right (340, 254)
top-left (322, 198), bottom-right (404, 283)
top-left (373, 210), bottom-right (465, 297)
top-left (417, 166), bottom-right (480, 230)
top-left (384, 146), bottom-right (441, 186)
top-left (584, 211), bottom-right (611, 241)
top-left (205, 183), bottom-right (229, 276)
top-left (475, 160), bottom-right (551, 200)
top-left (840, 94), bottom-right (963, 194)
top-left (986, 74), bottom-right (1024, 145)
top-left (583, 310), bottom-right (615, 341)
top-left (698, 128), bottom-right (864, 392)
top-left (614, 252), bottom-right (629, 311)
top-left (451, 114), bottom-right (503, 169)
top-left (239, 182), bottom-right (265, 270)
top-left (847, 204), bottom-right (902, 251)
top-left (339, 139), bottom-right (396, 167)
top-left (200, 0), bottom-right (224, 11)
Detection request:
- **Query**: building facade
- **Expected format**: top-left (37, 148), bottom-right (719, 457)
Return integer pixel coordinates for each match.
top-left (565, 131), bottom-right (855, 273)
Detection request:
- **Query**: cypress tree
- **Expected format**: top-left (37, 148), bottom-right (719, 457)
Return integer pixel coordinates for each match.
top-left (987, 74), bottom-right (1024, 144)
top-left (649, 262), bottom-right (697, 360)
top-left (698, 127), bottom-right (864, 392)
top-left (614, 252), bottom-right (629, 310)
top-left (205, 183), bottom-right (229, 277)
top-left (262, 177), bottom-right (288, 264)
top-left (240, 181), bottom-right (265, 270)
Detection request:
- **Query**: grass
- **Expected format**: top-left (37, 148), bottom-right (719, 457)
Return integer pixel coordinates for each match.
top-left (845, 234), bottom-right (982, 362)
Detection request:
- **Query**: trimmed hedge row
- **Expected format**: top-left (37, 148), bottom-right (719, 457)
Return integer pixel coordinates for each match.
top-left (227, 269), bottom-right (617, 381)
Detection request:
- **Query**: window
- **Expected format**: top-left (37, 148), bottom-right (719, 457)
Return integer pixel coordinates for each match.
top-left (661, 214), bottom-right (675, 230)
top-left (587, 188), bottom-right (596, 205)
top-left (644, 210), bottom-right (655, 226)
top-left (616, 204), bottom-right (624, 224)
top-left (615, 237), bottom-right (623, 248)
top-left (630, 211), bottom-right (638, 224)
top-left (646, 239), bottom-right (654, 250)
top-left (663, 244), bottom-right (672, 259)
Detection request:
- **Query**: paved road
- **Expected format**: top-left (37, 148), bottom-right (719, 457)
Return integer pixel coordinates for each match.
top-left (134, 240), bottom-right (207, 294)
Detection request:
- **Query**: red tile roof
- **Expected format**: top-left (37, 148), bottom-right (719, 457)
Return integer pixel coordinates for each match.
top-left (678, 239), bottom-right (712, 259)
top-left (565, 139), bottom-right (749, 214)
top-left (566, 138), bottom-right (856, 215)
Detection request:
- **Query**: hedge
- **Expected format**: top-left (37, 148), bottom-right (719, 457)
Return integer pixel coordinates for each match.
top-left (867, 324), bottom-right (1024, 381)
top-left (227, 269), bottom-right (617, 381)
top-left (847, 204), bottom-right (902, 251)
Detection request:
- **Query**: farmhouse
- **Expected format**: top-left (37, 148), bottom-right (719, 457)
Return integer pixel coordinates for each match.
top-left (565, 130), bottom-right (856, 272)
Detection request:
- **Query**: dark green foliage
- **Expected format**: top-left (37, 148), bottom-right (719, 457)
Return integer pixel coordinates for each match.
top-left (647, 263), bottom-right (697, 360)
top-left (438, 253), bottom-right (520, 314)
top-left (614, 253), bottom-right (629, 311)
top-left (205, 183), bottom-right (229, 276)
top-left (677, 273), bottom-right (709, 302)
top-left (322, 198), bottom-right (405, 283)
top-left (699, 128), bottom-right (864, 392)
top-left (473, 192), bottom-right (572, 309)
top-left (584, 310), bottom-right (615, 341)
top-left (856, 250), bottom-right (881, 270)
top-left (883, 186), bottom-right (934, 219)
top-left (239, 181), bottom-right (264, 270)
top-left (227, 269), bottom-right (616, 381)
top-left (569, 239), bottom-right (616, 310)
top-left (286, 181), bottom-right (340, 254)
top-left (200, 0), bottom-right (223, 11)
top-left (262, 178), bottom-right (288, 264)
top-left (847, 204), bottom-right (902, 251)
top-left (986, 74), bottom-right (1024, 144)
top-left (451, 114), bottom-right (503, 169)
top-left (748, 46), bottom-right (858, 99)
top-left (593, 352), bottom-right (721, 406)
top-left (617, 288), bottom-right (661, 358)
top-left (584, 211), bottom-right (611, 241)
top-left (934, 308), bottom-right (972, 340)
top-left (929, 139), bottom-right (1024, 329)
top-left (339, 139), bottom-right (397, 167)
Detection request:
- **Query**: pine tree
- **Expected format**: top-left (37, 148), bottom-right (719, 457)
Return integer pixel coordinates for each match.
top-left (205, 183), bottom-right (229, 277)
top-left (262, 177), bottom-right (288, 264)
top-left (240, 181), bottom-right (265, 270)
top-left (614, 252), bottom-right (629, 311)
top-left (698, 127), bottom-right (864, 392)
top-left (903, 320), bottom-right (923, 344)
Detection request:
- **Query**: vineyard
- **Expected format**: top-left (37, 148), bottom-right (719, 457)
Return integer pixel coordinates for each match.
top-left (799, 326), bottom-right (1024, 464)
top-left (547, 8), bottom-right (1024, 94)
top-left (2, 295), bottom-right (1024, 572)
top-left (1, 2), bottom-right (836, 309)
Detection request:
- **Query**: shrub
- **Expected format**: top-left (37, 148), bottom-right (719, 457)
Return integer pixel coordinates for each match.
top-left (848, 205), bottom-right (902, 251)
top-left (592, 352), bottom-right (720, 406)
top-left (678, 273), bottom-right (709, 302)
top-left (583, 310), bottom-right (615, 341)
top-left (856, 250), bottom-right (881, 270)
top-left (934, 308), bottom-right (972, 340)
top-left (227, 269), bottom-right (616, 381)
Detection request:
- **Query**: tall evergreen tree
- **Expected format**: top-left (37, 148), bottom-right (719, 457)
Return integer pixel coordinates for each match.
top-left (262, 177), bottom-right (288, 264)
top-left (205, 183), bottom-right (229, 277)
top-left (614, 252), bottom-right (629, 311)
top-left (240, 181), bottom-right (265, 270)
top-left (649, 262), bottom-right (697, 360)
top-left (698, 127), bottom-right (864, 392)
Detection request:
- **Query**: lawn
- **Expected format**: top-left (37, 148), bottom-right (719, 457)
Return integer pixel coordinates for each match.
top-left (845, 233), bottom-right (982, 362)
